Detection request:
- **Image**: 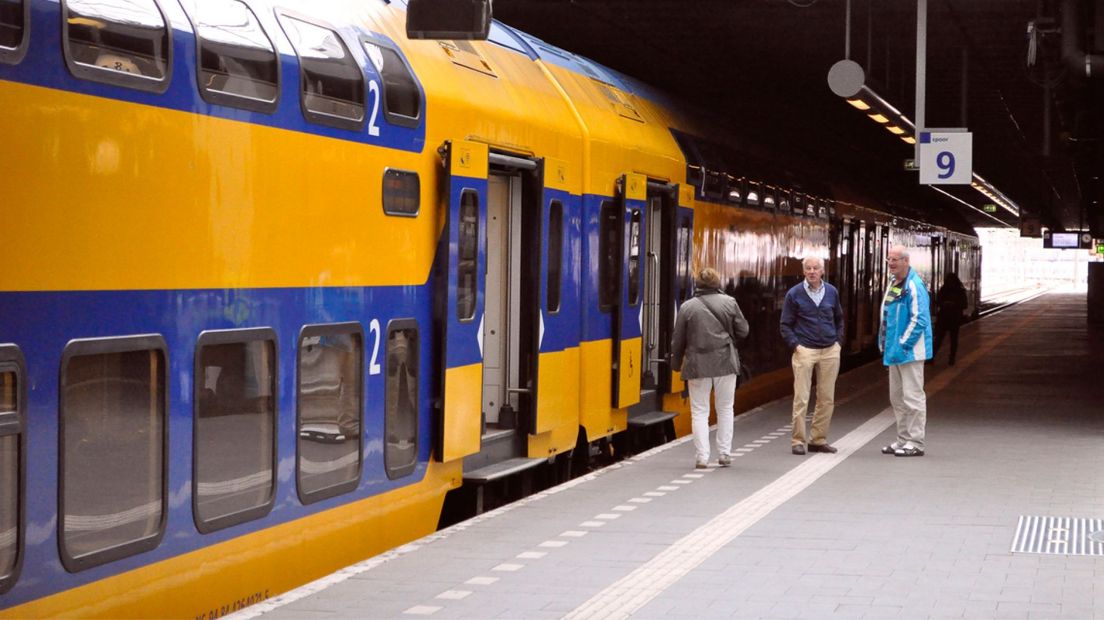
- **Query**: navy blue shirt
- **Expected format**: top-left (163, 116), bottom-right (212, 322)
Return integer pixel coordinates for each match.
top-left (780, 281), bottom-right (845, 350)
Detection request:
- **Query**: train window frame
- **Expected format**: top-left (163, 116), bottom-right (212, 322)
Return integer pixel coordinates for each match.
top-left (778, 190), bottom-right (792, 213)
top-left (382, 168), bottom-right (420, 217)
top-left (627, 209), bottom-right (642, 307)
top-left (762, 188), bottom-right (777, 210)
top-left (0, 0), bottom-right (29, 65)
top-left (60, 0), bottom-right (173, 94)
top-left (792, 193), bottom-right (805, 216)
top-left (456, 189), bottom-right (479, 322)
top-left (0, 345), bottom-right (25, 594)
top-left (193, 328), bottom-right (278, 534)
top-left (58, 335), bottom-right (168, 573)
top-left (296, 323), bottom-right (364, 505)
top-left (180, 0), bottom-right (280, 114)
top-left (359, 34), bottom-right (423, 128)
top-left (745, 182), bottom-right (761, 208)
top-left (546, 200), bottom-right (564, 314)
top-left (597, 200), bottom-right (620, 312)
top-left (384, 319), bottom-right (419, 480)
top-left (276, 10), bottom-right (365, 132)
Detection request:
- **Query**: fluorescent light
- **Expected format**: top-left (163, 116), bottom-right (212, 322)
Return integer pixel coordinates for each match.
top-left (847, 98), bottom-right (871, 110)
top-left (868, 113), bottom-right (889, 124)
top-left (901, 136), bottom-right (916, 144)
top-left (886, 125), bottom-right (906, 135)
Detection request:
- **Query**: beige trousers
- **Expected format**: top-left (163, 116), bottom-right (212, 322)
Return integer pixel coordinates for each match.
top-left (791, 343), bottom-right (841, 446)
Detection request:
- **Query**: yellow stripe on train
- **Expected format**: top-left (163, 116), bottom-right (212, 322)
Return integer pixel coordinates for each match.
top-left (0, 80), bottom-right (438, 292)
top-left (0, 460), bottom-right (462, 620)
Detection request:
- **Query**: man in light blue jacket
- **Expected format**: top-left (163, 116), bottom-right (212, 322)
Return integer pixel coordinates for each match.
top-left (878, 245), bottom-right (932, 457)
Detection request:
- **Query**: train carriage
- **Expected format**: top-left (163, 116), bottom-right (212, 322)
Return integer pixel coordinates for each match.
top-left (0, 1), bottom-right (979, 617)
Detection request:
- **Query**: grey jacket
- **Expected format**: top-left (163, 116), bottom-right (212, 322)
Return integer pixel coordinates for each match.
top-left (671, 289), bottom-right (750, 380)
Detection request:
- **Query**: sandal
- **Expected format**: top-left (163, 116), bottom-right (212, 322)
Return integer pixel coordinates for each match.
top-left (881, 443), bottom-right (901, 455)
top-left (894, 446), bottom-right (925, 457)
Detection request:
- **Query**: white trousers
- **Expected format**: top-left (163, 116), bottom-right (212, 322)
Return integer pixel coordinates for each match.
top-left (888, 360), bottom-right (927, 448)
top-left (688, 374), bottom-right (737, 462)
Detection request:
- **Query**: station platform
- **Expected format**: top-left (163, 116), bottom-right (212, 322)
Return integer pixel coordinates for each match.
top-left (236, 293), bottom-right (1104, 620)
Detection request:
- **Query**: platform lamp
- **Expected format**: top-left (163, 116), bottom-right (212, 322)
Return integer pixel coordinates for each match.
top-left (827, 59), bottom-right (1020, 219)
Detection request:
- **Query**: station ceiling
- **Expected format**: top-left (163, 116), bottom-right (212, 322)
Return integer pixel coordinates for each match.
top-left (494, 0), bottom-right (1104, 235)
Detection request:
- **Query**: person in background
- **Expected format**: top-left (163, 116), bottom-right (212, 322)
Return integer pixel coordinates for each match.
top-left (671, 268), bottom-right (750, 469)
top-left (931, 272), bottom-right (968, 366)
top-left (780, 256), bottom-right (845, 455)
top-left (879, 245), bottom-right (932, 457)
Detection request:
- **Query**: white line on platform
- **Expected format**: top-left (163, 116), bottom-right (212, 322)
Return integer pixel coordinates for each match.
top-left (435, 590), bottom-right (472, 600)
top-left (628, 497), bottom-right (652, 504)
top-left (517, 551), bottom-right (547, 559)
top-left (561, 530), bottom-right (588, 538)
top-left (403, 605), bottom-right (442, 615)
top-left (612, 505), bottom-right (637, 512)
top-left (643, 491), bottom-right (666, 497)
top-left (465, 576), bottom-right (499, 585)
top-left (594, 513), bottom-right (622, 520)
top-left (656, 485), bottom-right (679, 491)
top-left (579, 520), bottom-right (605, 527)
top-left (491, 563), bottom-right (524, 572)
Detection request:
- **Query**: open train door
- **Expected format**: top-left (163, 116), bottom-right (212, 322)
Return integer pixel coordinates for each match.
top-left (667, 188), bottom-right (695, 395)
top-left (435, 140), bottom-right (488, 462)
top-left (611, 173), bottom-right (647, 409)
top-left (641, 180), bottom-right (680, 395)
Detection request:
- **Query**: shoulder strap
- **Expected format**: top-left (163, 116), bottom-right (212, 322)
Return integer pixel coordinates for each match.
top-left (698, 295), bottom-right (733, 344)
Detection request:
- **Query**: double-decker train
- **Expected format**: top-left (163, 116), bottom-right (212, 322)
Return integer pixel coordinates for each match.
top-left (0, 0), bottom-right (979, 616)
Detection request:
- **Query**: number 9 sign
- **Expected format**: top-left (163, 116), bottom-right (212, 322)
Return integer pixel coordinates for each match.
top-left (919, 131), bottom-right (972, 185)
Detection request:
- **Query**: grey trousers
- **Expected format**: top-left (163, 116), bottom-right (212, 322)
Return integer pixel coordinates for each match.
top-left (888, 360), bottom-right (927, 448)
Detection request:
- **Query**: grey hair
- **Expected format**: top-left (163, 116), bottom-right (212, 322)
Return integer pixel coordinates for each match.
top-left (802, 256), bottom-right (824, 268)
top-left (889, 245), bottom-right (910, 260)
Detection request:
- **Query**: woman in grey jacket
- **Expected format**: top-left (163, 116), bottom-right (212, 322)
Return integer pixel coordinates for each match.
top-left (671, 268), bottom-right (750, 468)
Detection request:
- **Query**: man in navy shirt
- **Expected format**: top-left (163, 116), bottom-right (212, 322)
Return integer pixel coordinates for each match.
top-left (780, 257), bottom-right (845, 455)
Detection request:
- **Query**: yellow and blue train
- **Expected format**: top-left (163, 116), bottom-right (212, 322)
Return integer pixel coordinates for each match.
top-left (0, 0), bottom-right (980, 616)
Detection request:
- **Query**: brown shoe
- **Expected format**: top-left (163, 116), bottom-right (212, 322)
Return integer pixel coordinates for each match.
top-left (791, 444), bottom-right (806, 455)
top-left (808, 443), bottom-right (838, 454)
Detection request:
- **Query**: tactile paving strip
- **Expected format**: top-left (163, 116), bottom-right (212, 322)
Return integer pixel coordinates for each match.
top-left (1011, 515), bottom-right (1104, 556)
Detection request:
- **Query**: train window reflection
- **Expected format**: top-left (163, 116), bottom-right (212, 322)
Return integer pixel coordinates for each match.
top-left (0, 0), bottom-right (27, 63)
top-left (362, 39), bottom-right (422, 125)
top-left (194, 330), bottom-right (276, 533)
top-left (382, 169), bottom-right (420, 216)
top-left (182, 0), bottom-right (278, 112)
top-left (279, 13), bottom-right (364, 130)
top-left (627, 209), bottom-right (642, 306)
top-left (60, 337), bottom-right (166, 571)
top-left (0, 347), bottom-right (23, 592)
top-left (598, 201), bottom-right (619, 311)
top-left (457, 190), bottom-right (479, 321)
top-left (547, 201), bottom-right (563, 313)
top-left (385, 321), bottom-right (419, 480)
top-left (677, 219), bottom-right (691, 303)
top-left (62, 0), bottom-right (171, 92)
top-left (746, 183), bottom-right (761, 207)
top-left (297, 325), bottom-right (363, 503)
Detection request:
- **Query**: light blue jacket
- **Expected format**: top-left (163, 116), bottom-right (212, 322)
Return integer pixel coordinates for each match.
top-left (879, 268), bottom-right (933, 366)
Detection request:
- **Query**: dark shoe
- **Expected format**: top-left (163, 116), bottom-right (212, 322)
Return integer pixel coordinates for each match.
top-left (881, 443), bottom-right (902, 455)
top-left (808, 443), bottom-right (838, 454)
top-left (718, 454), bottom-right (732, 467)
top-left (791, 444), bottom-right (806, 455)
top-left (894, 446), bottom-right (925, 457)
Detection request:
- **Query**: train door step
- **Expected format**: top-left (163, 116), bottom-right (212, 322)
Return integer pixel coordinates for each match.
top-left (627, 410), bottom-right (678, 429)
top-left (463, 456), bottom-right (546, 485)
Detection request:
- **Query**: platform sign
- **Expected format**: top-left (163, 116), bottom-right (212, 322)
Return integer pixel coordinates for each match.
top-left (919, 130), bottom-right (972, 185)
top-left (1020, 216), bottom-right (1042, 238)
top-left (982, 204), bottom-right (998, 213)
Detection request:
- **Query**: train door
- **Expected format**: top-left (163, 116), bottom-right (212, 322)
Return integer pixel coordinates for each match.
top-left (641, 181), bottom-right (679, 394)
top-left (669, 203), bottom-right (694, 394)
top-left (436, 140), bottom-right (488, 462)
top-left (483, 152), bottom-right (542, 435)
top-left (611, 173), bottom-right (647, 409)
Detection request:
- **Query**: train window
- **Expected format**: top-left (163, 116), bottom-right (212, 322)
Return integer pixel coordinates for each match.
top-left (278, 13), bottom-right (364, 131)
top-left (792, 193), bottom-right (805, 216)
top-left (0, 346), bottom-right (24, 593)
top-left (627, 210), bottom-right (642, 306)
top-left (547, 200), bottom-right (563, 313)
top-left (0, 0), bottom-right (28, 64)
top-left (382, 169), bottom-right (420, 217)
top-left (745, 183), bottom-right (761, 208)
top-left (181, 0), bottom-right (278, 113)
top-left (778, 191), bottom-right (792, 213)
top-left (677, 219), bottom-right (691, 302)
top-left (385, 321), bottom-right (419, 479)
top-left (61, 0), bottom-right (171, 93)
top-left (457, 190), bottom-right (479, 321)
top-left (361, 38), bottom-right (422, 126)
top-left (762, 190), bottom-right (777, 210)
top-left (59, 336), bottom-right (167, 572)
top-left (598, 201), bottom-right (620, 311)
top-left (194, 329), bottom-right (276, 533)
top-left (297, 324), bottom-right (362, 503)
top-left (726, 178), bottom-right (743, 204)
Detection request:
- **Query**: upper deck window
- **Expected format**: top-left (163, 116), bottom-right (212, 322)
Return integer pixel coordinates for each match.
top-left (0, 0), bottom-right (28, 64)
top-left (361, 38), bottom-right (422, 126)
top-left (62, 0), bottom-right (171, 93)
top-left (278, 13), bottom-right (364, 131)
top-left (181, 0), bottom-right (278, 112)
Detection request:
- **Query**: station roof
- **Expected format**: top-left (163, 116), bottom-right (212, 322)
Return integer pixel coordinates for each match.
top-left (495, 0), bottom-right (1104, 234)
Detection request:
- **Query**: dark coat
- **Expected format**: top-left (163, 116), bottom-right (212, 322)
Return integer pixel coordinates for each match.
top-left (671, 289), bottom-right (750, 380)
